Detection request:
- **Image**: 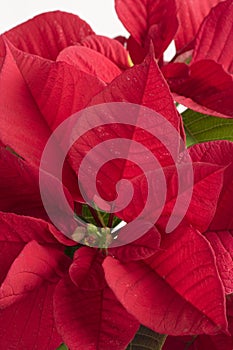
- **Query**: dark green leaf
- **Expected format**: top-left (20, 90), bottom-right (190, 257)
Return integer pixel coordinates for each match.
top-left (126, 325), bottom-right (166, 350)
top-left (56, 343), bottom-right (68, 350)
top-left (182, 109), bottom-right (233, 147)
top-left (82, 204), bottom-right (121, 228)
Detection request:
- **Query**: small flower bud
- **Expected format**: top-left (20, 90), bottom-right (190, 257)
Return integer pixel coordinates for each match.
top-left (87, 223), bottom-right (98, 235)
top-left (71, 227), bottom-right (86, 242)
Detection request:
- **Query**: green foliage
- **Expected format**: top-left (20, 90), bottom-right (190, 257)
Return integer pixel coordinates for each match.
top-left (56, 344), bottom-right (68, 350)
top-left (82, 204), bottom-right (121, 227)
top-left (182, 109), bottom-right (233, 147)
top-left (126, 326), bottom-right (167, 350)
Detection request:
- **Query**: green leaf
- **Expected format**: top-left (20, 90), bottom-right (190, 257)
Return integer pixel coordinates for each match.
top-left (82, 204), bottom-right (97, 225)
top-left (182, 109), bottom-right (233, 147)
top-left (126, 326), bottom-right (166, 350)
top-left (56, 344), bottom-right (68, 350)
top-left (82, 204), bottom-right (121, 228)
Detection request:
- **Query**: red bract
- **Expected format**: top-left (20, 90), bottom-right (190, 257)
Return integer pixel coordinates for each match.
top-left (57, 46), bottom-right (122, 83)
top-left (115, 0), bottom-right (223, 63)
top-left (115, 0), bottom-right (233, 118)
top-left (163, 296), bottom-right (233, 350)
top-left (163, 0), bottom-right (233, 118)
top-left (115, 0), bottom-right (178, 62)
top-left (81, 35), bottom-right (130, 69)
top-left (0, 149), bottom-right (72, 349)
top-left (189, 141), bottom-right (233, 295)
top-left (174, 0), bottom-right (224, 52)
top-left (1, 11), bottom-right (94, 60)
top-left (104, 225), bottom-right (228, 336)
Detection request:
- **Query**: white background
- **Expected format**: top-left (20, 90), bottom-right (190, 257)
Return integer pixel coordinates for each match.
top-left (0, 0), bottom-right (128, 37)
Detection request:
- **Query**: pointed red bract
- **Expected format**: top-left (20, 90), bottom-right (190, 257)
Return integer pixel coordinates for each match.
top-left (0, 147), bottom-right (77, 246)
top-left (0, 40), bottom-right (50, 165)
top-left (0, 241), bottom-right (69, 308)
top-left (164, 296), bottom-right (233, 349)
top-left (158, 162), bottom-right (224, 233)
top-left (0, 212), bottom-right (60, 245)
top-left (67, 53), bottom-right (181, 223)
top-left (54, 276), bottom-right (139, 350)
top-left (115, 0), bottom-right (178, 60)
top-left (104, 226), bottom-right (227, 336)
top-left (1, 40), bottom-right (103, 199)
top-left (69, 247), bottom-right (106, 290)
top-left (91, 52), bottom-right (180, 130)
top-left (2, 11), bottom-right (94, 60)
top-left (57, 46), bottom-right (121, 83)
top-left (0, 147), bottom-right (46, 217)
top-left (174, 0), bottom-right (223, 52)
top-left (164, 60), bottom-right (233, 118)
top-left (205, 231), bottom-right (233, 294)
top-left (0, 283), bottom-right (62, 350)
top-left (189, 141), bottom-right (233, 294)
top-left (81, 35), bottom-right (130, 69)
top-left (115, 162), bottom-right (223, 234)
top-left (109, 226), bottom-right (161, 262)
top-left (193, 0), bottom-right (233, 74)
top-left (189, 141), bottom-right (233, 229)
top-left (9, 42), bottom-right (105, 131)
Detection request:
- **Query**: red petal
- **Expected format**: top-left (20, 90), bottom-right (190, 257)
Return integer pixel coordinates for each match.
top-left (0, 39), bottom-right (51, 165)
top-left (126, 35), bottom-right (148, 64)
top-left (0, 241), bottom-right (69, 308)
top-left (0, 209), bottom-right (76, 247)
top-left (2, 11), bottom-right (94, 60)
top-left (115, 0), bottom-right (178, 59)
top-left (54, 276), bottom-right (139, 350)
top-left (109, 226), bottom-right (161, 262)
top-left (0, 211), bottom-right (59, 244)
top-left (167, 60), bottom-right (233, 118)
top-left (57, 46), bottom-right (121, 83)
top-left (104, 226), bottom-right (227, 335)
top-left (81, 34), bottom-right (130, 69)
top-left (91, 52), bottom-right (180, 130)
top-left (69, 247), bottom-right (106, 290)
top-left (0, 147), bottom-right (46, 217)
top-left (0, 211), bottom-right (72, 284)
top-left (1, 41), bottom-right (98, 200)
top-left (117, 162), bottom-right (223, 233)
top-left (159, 162), bottom-right (224, 233)
top-left (73, 52), bottom-right (180, 193)
top-left (0, 147), bottom-right (77, 246)
top-left (0, 241), bottom-right (24, 285)
top-left (175, 0), bottom-right (223, 52)
top-left (164, 296), bottom-right (233, 349)
top-left (206, 231), bottom-right (233, 294)
top-left (66, 53), bottom-right (181, 231)
top-left (193, 0), bottom-right (233, 74)
top-left (9, 41), bottom-right (105, 131)
top-left (189, 141), bottom-right (233, 230)
top-left (0, 283), bottom-right (62, 350)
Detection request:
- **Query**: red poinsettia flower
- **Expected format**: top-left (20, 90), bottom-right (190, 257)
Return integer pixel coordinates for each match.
top-left (0, 8), bottom-right (232, 350)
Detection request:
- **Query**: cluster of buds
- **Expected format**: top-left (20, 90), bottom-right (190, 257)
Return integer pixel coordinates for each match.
top-left (71, 224), bottom-right (113, 248)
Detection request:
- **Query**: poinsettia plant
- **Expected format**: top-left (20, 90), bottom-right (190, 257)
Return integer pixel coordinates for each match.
top-left (0, 0), bottom-right (233, 349)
